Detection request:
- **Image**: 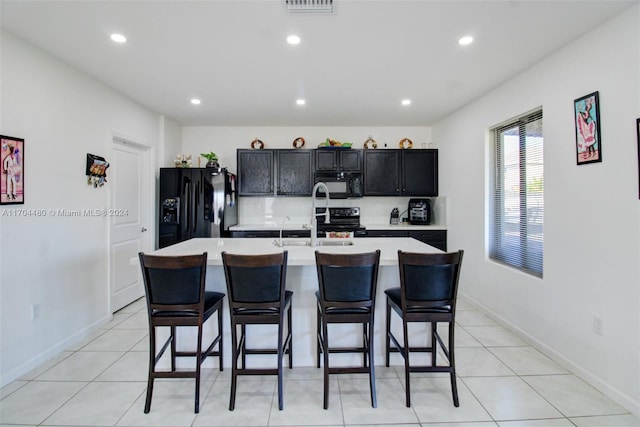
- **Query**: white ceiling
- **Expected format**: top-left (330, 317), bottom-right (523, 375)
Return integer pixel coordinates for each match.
top-left (1, 0), bottom-right (636, 127)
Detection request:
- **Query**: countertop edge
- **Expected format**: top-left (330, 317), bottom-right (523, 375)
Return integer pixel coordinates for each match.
top-left (135, 237), bottom-right (443, 266)
top-left (229, 223), bottom-right (446, 231)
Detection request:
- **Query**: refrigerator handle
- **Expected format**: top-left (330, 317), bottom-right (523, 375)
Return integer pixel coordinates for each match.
top-left (183, 178), bottom-right (191, 235)
top-left (193, 180), bottom-right (200, 233)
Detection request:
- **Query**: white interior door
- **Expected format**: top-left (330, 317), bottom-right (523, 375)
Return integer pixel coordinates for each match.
top-left (110, 138), bottom-right (151, 312)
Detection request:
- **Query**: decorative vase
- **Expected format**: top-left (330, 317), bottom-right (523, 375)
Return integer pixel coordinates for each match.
top-left (206, 161), bottom-right (219, 169)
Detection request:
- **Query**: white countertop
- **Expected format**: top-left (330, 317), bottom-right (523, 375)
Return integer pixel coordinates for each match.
top-left (149, 237), bottom-right (442, 266)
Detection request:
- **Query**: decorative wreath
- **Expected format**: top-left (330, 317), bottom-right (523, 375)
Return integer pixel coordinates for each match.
top-left (399, 138), bottom-right (413, 149)
top-left (363, 136), bottom-right (378, 149)
top-left (251, 138), bottom-right (264, 149)
top-left (292, 137), bottom-right (305, 149)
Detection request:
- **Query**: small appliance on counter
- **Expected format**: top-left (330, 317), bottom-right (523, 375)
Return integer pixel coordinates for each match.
top-left (390, 208), bottom-right (400, 225)
top-left (408, 198), bottom-right (431, 225)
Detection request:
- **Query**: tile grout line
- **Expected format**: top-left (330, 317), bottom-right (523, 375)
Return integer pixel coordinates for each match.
top-left (456, 320), bottom-right (617, 425)
top-left (3, 298), bottom-right (637, 426)
top-left (40, 309), bottom-right (144, 426)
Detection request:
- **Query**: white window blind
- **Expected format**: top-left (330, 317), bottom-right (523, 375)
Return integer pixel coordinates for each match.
top-left (490, 110), bottom-right (544, 277)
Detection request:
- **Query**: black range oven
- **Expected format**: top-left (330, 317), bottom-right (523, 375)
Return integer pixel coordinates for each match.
top-left (315, 207), bottom-right (367, 237)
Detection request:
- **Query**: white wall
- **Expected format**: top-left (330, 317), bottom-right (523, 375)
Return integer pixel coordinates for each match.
top-left (159, 116), bottom-right (182, 168)
top-left (0, 31), bottom-right (172, 385)
top-left (433, 6), bottom-right (640, 414)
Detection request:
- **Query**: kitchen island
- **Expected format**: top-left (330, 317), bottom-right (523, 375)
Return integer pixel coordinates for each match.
top-left (147, 237), bottom-right (443, 368)
top-left (230, 221), bottom-right (448, 250)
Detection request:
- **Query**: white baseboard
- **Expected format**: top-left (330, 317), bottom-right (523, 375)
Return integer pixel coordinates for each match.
top-left (460, 292), bottom-right (640, 418)
top-left (0, 314), bottom-right (112, 388)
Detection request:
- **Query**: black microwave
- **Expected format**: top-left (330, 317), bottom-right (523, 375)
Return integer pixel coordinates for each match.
top-left (314, 172), bottom-right (363, 199)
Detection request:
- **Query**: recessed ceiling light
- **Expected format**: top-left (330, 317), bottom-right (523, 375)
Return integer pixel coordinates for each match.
top-left (401, 99), bottom-right (411, 106)
top-left (459, 36), bottom-right (474, 46)
top-left (190, 98), bottom-right (201, 105)
top-left (110, 33), bottom-right (127, 43)
top-left (287, 35), bottom-right (301, 45)
top-left (296, 99), bottom-right (306, 106)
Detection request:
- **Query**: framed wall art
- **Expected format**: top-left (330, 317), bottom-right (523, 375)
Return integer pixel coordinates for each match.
top-left (86, 153), bottom-right (110, 187)
top-left (1, 135), bottom-right (24, 205)
top-left (574, 91), bottom-right (602, 165)
top-left (637, 117), bottom-right (640, 199)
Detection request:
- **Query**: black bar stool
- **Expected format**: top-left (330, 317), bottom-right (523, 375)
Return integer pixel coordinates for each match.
top-left (315, 250), bottom-right (381, 409)
top-left (221, 251), bottom-right (292, 411)
top-left (138, 252), bottom-right (224, 413)
top-left (385, 250), bottom-right (464, 407)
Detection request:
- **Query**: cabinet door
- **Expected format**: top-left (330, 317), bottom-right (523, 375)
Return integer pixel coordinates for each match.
top-left (363, 150), bottom-right (401, 195)
top-left (230, 230), bottom-right (279, 238)
top-left (365, 229), bottom-right (409, 238)
top-left (237, 149), bottom-right (274, 196)
top-left (339, 150), bottom-right (362, 171)
top-left (315, 150), bottom-right (337, 171)
top-left (409, 230), bottom-right (447, 251)
top-left (402, 149), bottom-right (438, 196)
top-left (277, 150), bottom-right (313, 196)
top-left (283, 230), bottom-right (311, 238)
top-left (315, 149), bottom-right (362, 172)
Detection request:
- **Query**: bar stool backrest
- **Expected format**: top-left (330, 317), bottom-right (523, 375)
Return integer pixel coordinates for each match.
top-left (222, 251), bottom-right (288, 310)
top-left (398, 250), bottom-right (464, 310)
top-left (316, 251), bottom-right (380, 310)
top-left (139, 253), bottom-right (208, 314)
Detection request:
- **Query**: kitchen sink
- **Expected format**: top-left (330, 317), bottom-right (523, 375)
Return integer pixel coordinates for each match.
top-left (273, 239), bottom-right (354, 247)
top-left (273, 239), bottom-right (310, 247)
top-left (316, 240), bottom-right (354, 246)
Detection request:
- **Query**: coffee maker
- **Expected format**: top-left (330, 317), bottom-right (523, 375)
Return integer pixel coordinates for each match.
top-left (408, 198), bottom-right (431, 225)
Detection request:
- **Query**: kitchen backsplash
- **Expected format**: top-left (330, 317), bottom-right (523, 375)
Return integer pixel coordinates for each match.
top-left (238, 196), bottom-right (446, 227)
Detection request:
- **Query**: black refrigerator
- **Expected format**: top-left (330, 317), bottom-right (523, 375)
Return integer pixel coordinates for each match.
top-left (158, 167), bottom-right (238, 248)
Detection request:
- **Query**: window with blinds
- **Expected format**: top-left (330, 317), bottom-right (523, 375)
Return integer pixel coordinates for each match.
top-left (489, 110), bottom-right (543, 277)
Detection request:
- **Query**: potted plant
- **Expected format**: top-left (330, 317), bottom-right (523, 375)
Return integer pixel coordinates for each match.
top-left (200, 152), bottom-right (219, 168)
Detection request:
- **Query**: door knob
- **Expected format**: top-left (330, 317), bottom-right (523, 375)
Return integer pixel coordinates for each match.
top-left (141, 227), bottom-right (147, 232)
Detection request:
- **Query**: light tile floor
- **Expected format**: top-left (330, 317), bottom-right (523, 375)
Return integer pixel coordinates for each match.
top-left (1, 297), bottom-right (639, 427)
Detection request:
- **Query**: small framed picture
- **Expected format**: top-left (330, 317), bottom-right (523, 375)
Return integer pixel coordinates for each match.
top-left (574, 91), bottom-right (602, 165)
top-left (1, 135), bottom-right (24, 204)
top-left (636, 117), bottom-right (640, 199)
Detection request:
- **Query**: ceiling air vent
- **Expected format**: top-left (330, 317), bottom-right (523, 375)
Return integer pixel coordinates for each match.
top-left (284, 0), bottom-right (333, 13)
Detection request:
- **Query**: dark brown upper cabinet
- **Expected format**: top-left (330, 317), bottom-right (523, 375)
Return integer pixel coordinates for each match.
top-left (363, 149), bottom-right (438, 196)
top-left (237, 149), bottom-right (274, 196)
top-left (315, 149), bottom-right (362, 172)
top-left (363, 150), bottom-right (401, 195)
top-left (277, 149), bottom-right (313, 196)
top-left (401, 149), bottom-right (438, 196)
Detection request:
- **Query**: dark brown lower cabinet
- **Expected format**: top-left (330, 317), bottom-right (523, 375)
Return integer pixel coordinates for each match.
top-left (230, 228), bottom-right (447, 251)
top-left (230, 230), bottom-right (310, 238)
top-left (408, 230), bottom-right (447, 251)
top-left (365, 229), bottom-right (447, 251)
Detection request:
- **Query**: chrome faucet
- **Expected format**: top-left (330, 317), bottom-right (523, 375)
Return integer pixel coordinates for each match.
top-left (310, 182), bottom-right (330, 247)
top-left (278, 216), bottom-right (291, 247)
